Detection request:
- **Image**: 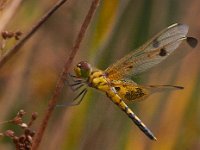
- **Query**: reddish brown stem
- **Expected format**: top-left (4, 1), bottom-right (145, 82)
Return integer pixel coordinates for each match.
top-left (31, 0), bottom-right (100, 149)
top-left (0, 0), bottom-right (68, 68)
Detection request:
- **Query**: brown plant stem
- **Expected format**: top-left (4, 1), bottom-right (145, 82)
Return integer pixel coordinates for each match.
top-left (31, 0), bottom-right (100, 150)
top-left (0, 0), bottom-right (68, 68)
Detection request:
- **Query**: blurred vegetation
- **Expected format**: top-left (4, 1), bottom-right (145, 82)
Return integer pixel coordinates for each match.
top-left (0, 0), bottom-right (200, 150)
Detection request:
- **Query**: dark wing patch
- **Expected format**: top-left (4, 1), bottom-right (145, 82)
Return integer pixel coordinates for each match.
top-left (124, 88), bottom-right (146, 101)
top-left (159, 48), bottom-right (167, 56)
top-left (186, 37), bottom-right (198, 48)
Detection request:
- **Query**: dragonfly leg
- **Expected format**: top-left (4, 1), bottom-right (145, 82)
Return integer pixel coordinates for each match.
top-left (106, 89), bottom-right (157, 141)
top-left (71, 88), bottom-right (88, 105)
top-left (65, 73), bottom-right (85, 91)
top-left (56, 88), bottom-right (88, 107)
top-left (59, 73), bottom-right (87, 107)
top-left (68, 73), bottom-right (81, 82)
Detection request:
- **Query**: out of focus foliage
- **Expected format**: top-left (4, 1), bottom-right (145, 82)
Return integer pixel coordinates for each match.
top-left (0, 0), bottom-right (200, 150)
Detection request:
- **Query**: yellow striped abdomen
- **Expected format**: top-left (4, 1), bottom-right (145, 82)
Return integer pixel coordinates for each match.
top-left (106, 88), bottom-right (157, 141)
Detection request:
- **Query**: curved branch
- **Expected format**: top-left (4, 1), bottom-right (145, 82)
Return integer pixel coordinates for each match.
top-left (0, 0), bottom-right (68, 68)
top-left (31, 0), bottom-right (100, 149)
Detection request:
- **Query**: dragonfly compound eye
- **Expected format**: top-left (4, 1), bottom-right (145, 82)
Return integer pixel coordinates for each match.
top-left (74, 61), bottom-right (92, 78)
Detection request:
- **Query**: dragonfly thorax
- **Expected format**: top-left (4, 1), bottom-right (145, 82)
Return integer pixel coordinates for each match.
top-left (87, 70), bottom-right (111, 90)
top-left (74, 61), bottom-right (92, 79)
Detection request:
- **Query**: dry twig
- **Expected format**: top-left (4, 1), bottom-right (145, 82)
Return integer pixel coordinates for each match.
top-left (32, 0), bottom-right (100, 149)
top-left (0, 0), bottom-right (68, 68)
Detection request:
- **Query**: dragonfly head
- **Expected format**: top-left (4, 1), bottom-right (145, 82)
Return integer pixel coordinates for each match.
top-left (74, 61), bottom-right (92, 79)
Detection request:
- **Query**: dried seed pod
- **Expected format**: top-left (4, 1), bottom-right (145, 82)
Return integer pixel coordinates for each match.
top-left (31, 112), bottom-right (38, 120)
top-left (19, 135), bottom-right (26, 143)
top-left (24, 128), bottom-right (31, 136)
top-left (12, 136), bottom-right (19, 144)
top-left (1, 31), bottom-right (14, 39)
top-left (4, 130), bottom-right (15, 137)
top-left (15, 31), bottom-right (22, 36)
top-left (29, 130), bottom-right (36, 137)
top-left (12, 116), bottom-right (23, 125)
top-left (18, 110), bottom-right (26, 117)
top-left (20, 123), bottom-right (28, 128)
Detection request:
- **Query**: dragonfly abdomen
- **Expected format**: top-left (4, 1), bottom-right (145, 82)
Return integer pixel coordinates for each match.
top-left (106, 89), bottom-right (157, 140)
top-left (125, 107), bottom-right (157, 140)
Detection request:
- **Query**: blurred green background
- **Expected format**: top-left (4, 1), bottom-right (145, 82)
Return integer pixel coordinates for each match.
top-left (0, 0), bottom-right (200, 149)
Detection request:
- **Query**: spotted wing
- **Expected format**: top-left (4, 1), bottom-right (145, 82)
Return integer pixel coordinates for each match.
top-left (112, 80), bottom-right (183, 102)
top-left (105, 23), bottom-right (197, 80)
top-left (112, 80), bottom-right (149, 102)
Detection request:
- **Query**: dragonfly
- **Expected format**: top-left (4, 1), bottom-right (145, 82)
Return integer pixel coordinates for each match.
top-left (68, 23), bottom-right (198, 140)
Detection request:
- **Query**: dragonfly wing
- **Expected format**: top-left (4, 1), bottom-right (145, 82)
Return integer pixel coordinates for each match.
top-left (146, 84), bottom-right (184, 93)
top-left (112, 80), bottom-right (184, 103)
top-left (105, 23), bottom-right (197, 80)
top-left (112, 80), bottom-right (150, 102)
